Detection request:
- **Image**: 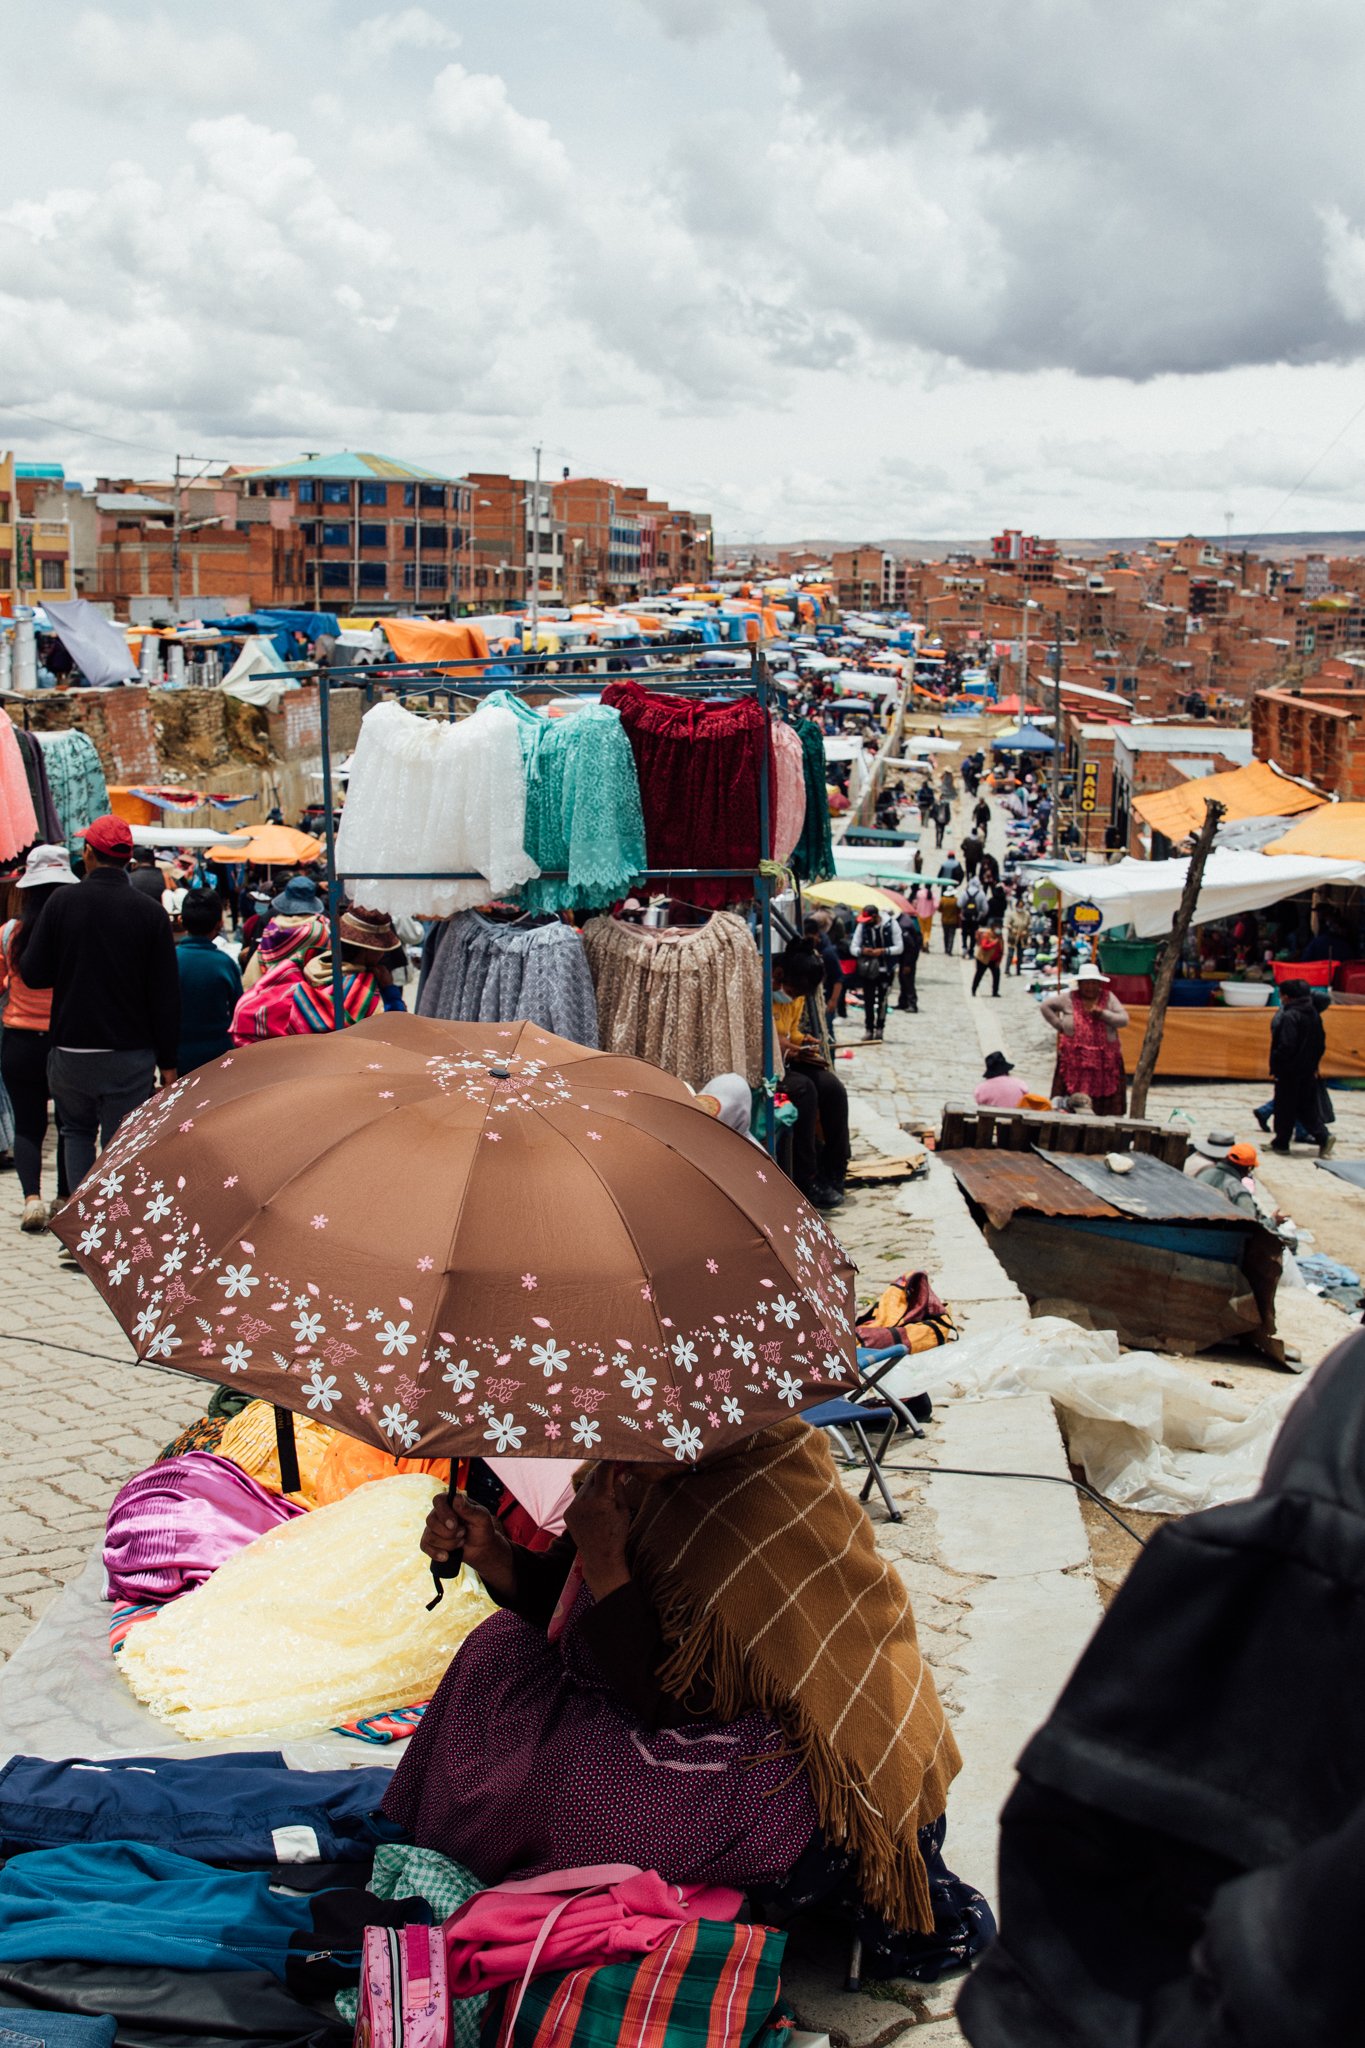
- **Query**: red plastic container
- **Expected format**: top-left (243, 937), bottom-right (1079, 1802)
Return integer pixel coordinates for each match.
top-left (1103, 973), bottom-right (1154, 1006)
top-left (1337, 961), bottom-right (1365, 995)
top-left (1271, 959), bottom-right (1337, 988)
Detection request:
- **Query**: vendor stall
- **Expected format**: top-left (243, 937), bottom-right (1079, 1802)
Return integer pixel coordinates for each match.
top-left (1117, 1003), bottom-right (1365, 1080)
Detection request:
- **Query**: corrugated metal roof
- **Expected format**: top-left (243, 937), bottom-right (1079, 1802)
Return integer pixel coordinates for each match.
top-left (1035, 1149), bottom-right (1246, 1223)
top-left (940, 1149), bottom-right (1116, 1231)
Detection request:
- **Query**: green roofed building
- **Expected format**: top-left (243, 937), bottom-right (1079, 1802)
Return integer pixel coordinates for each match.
top-left (239, 451), bottom-right (471, 611)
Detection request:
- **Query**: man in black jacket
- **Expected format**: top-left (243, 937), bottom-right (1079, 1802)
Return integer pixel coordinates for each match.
top-left (22, 814), bottom-right (180, 1190)
top-left (1268, 978), bottom-right (1331, 1155)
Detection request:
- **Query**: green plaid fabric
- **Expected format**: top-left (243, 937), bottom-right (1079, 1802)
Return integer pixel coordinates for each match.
top-left (335, 1843), bottom-right (485, 2047)
top-left (481, 1919), bottom-right (788, 2048)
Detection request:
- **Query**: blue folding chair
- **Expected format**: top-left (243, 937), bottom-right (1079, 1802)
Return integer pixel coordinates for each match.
top-left (806, 1343), bottom-right (927, 1523)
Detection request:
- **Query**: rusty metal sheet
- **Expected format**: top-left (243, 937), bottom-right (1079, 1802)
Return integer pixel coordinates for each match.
top-left (1035, 1148), bottom-right (1246, 1224)
top-left (939, 1148), bottom-right (1118, 1230)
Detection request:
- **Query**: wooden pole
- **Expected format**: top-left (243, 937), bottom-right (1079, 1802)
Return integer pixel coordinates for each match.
top-left (1128, 797), bottom-right (1227, 1119)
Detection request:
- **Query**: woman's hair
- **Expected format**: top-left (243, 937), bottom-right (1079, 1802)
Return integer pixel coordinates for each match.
top-left (777, 942), bottom-right (825, 998)
top-left (9, 882), bottom-right (63, 970)
top-left (181, 889), bottom-right (223, 937)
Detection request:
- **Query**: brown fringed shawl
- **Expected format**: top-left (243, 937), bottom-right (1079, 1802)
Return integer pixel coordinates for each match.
top-left (628, 1420), bottom-right (961, 1933)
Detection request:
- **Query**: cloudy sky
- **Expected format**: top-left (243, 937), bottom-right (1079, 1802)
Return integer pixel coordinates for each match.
top-left (5, 0), bottom-right (1365, 542)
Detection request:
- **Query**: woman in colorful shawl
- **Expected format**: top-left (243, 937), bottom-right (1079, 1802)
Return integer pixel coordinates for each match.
top-left (285, 904), bottom-right (404, 1033)
top-left (383, 1425), bottom-right (993, 1983)
top-left (229, 915), bottom-right (327, 1045)
top-left (1041, 962), bottom-right (1130, 1115)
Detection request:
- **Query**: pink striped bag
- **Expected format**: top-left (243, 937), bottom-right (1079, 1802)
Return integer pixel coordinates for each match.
top-left (355, 1922), bottom-right (451, 2048)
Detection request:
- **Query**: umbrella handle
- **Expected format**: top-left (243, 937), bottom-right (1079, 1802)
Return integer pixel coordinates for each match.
top-left (426, 1460), bottom-right (464, 1611)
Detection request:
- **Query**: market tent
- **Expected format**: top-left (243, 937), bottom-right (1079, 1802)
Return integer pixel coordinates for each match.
top-left (41, 598), bottom-right (138, 688)
top-left (803, 878), bottom-right (910, 914)
top-left (992, 723), bottom-right (1056, 752)
top-left (221, 634), bottom-right (291, 709)
top-left (1263, 803), bottom-right (1365, 861)
top-left (1136, 761), bottom-right (1326, 842)
top-left (834, 848), bottom-right (921, 882)
top-left (380, 618), bottom-right (490, 668)
top-left (992, 695), bottom-right (1043, 717)
top-left (207, 824), bottom-right (323, 866)
top-left (1029, 851), bottom-right (1365, 938)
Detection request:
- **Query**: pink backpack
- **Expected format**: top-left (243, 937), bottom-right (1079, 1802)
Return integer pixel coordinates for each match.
top-left (355, 1922), bottom-right (451, 2048)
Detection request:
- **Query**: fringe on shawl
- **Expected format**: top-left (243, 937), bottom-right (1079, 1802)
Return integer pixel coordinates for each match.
top-left (647, 1575), bottom-right (939, 1935)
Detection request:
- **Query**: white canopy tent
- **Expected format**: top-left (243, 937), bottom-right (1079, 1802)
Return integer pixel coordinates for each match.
top-left (1028, 852), bottom-right (1365, 939)
top-left (834, 847), bottom-right (921, 881)
top-left (221, 634), bottom-right (292, 709)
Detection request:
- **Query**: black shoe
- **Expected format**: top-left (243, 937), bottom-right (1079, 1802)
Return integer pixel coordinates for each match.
top-left (807, 1182), bottom-right (846, 1210)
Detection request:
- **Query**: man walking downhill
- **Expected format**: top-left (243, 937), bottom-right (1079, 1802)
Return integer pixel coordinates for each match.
top-left (1269, 978), bottom-right (1333, 1156)
top-left (22, 814), bottom-right (180, 1191)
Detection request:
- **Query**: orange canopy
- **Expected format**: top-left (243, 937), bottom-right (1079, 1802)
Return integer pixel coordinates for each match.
top-left (1263, 801), bottom-right (1365, 861)
top-left (1136, 761), bottom-right (1326, 842)
top-left (208, 824), bottom-right (323, 867)
top-left (381, 618), bottom-right (490, 670)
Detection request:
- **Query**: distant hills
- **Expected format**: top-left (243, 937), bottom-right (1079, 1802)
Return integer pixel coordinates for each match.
top-left (725, 531), bottom-right (1365, 561)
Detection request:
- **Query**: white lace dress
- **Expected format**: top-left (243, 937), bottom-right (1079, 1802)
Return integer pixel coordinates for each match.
top-left (335, 699), bottom-right (540, 918)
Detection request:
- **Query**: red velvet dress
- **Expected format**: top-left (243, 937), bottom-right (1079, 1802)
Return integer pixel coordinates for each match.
top-left (601, 682), bottom-right (775, 909)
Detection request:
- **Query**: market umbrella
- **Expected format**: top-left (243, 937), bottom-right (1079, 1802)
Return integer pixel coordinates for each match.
top-left (207, 824), bottom-right (323, 866)
top-left (802, 878), bottom-right (910, 915)
top-left (51, 1016), bottom-right (858, 1466)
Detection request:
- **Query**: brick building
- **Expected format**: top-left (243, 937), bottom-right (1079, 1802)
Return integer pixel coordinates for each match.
top-left (0, 454), bottom-right (75, 613)
top-left (1252, 666), bottom-right (1365, 800)
top-left (240, 453), bottom-right (472, 612)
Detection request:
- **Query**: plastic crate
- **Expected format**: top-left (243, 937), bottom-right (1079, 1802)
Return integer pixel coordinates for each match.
top-left (1336, 962), bottom-right (1365, 995)
top-left (1097, 935), bottom-right (1162, 975)
top-left (1270, 959), bottom-right (1337, 988)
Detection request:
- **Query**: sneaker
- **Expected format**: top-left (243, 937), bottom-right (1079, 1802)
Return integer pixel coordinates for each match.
top-left (1254, 1107), bottom-right (1271, 1133)
top-left (1320, 1133), bottom-right (1337, 1157)
top-left (20, 1196), bottom-right (48, 1234)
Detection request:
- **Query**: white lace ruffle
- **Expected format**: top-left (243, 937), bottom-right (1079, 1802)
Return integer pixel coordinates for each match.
top-left (335, 699), bottom-right (540, 917)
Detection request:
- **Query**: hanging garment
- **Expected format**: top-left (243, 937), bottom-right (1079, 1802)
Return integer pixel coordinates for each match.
top-left (13, 730), bottom-right (63, 845)
top-left (417, 914), bottom-right (599, 1047)
top-left (32, 730), bottom-right (109, 852)
top-left (335, 700), bottom-right (538, 919)
top-left (0, 1753), bottom-right (392, 1866)
top-left (483, 693), bottom-right (646, 913)
top-left (117, 1475), bottom-right (496, 1740)
top-left (789, 719), bottom-right (835, 884)
top-left (771, 720), bottom-right (807, 866)
top-left (103, 1452), bottom-right (306, 1606)
top-left (600, 683), bottom-right (774, 910)
top-left (0, 718), bottom-right (39, 868)
top-left (581, 913), bottom-right (762, 1088)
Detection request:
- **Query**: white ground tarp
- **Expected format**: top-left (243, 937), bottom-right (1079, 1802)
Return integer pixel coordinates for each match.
top-left (1031, 850), bottom-right (1365, 938)
top-left (42, 598), bottom-right (139, 687)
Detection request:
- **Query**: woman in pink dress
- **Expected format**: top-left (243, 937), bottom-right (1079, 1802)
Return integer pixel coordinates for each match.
top-left (1041, 963), bottom-right (1130, 1115)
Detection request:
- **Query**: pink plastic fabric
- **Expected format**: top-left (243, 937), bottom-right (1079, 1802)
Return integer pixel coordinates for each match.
top-left (0, 717), bottom-right (39, 865)
top-left (442, 1864), bottom-right (743, 1998)
top-left (103, 1450), bottom-right (305, 1604)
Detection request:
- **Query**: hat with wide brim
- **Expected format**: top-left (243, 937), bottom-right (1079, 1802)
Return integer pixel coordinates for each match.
top-left (338, 905), bottom-right (403, 956)
top-left (17, 843), bottom-right (79, 889)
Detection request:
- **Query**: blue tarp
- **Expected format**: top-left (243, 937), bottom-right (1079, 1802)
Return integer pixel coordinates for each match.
top-left (992, 723), bottom-right (1056, 752)
top-left (209, 610), bottom-right (340, 658)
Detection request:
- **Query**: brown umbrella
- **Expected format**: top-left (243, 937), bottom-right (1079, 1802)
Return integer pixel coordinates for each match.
top-left (52, 1015), bottom-right (858, 1464)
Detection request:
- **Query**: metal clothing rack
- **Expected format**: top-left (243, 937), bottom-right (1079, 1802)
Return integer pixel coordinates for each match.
top-left (312, 644), bottom-right (781, 1149)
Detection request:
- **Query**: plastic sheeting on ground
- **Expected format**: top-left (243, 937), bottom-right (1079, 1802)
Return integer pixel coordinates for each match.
top-left (911, 1316), bottom-right (1303, 1514)
top-left (41, 599), bottom-right (139, 688)
top-left (1030, 850), bottom-right (1365, 937)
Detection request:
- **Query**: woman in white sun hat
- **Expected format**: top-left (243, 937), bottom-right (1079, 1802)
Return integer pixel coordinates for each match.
top-left (0, 844), bottom-right (80, 1230)
top-left (1040, 961), bottom-right (1131, 1115)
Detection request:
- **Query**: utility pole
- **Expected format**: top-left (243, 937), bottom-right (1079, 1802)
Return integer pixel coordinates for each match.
top-left (529, 443), bottom-right (542, 648)
top-left (1050, 616), bottom-right (1063, 857)
top-left (170, 454), bottom-right (221, 619)
top-left (1129, 798), bottom-right (1226, 1118)
top-left (1018, 592), bottom-right (1030, 706)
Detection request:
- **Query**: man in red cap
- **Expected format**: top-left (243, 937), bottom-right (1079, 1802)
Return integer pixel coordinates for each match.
top-left (20, 814), bottom-right (180, 1191)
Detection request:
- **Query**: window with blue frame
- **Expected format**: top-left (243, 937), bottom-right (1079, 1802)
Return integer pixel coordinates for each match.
top-left (420, 563), bottom-right (446, 588)
top-left (420, 525), bottom-right (446, 551)
top-left (297, 481), bottom-right (316, 503)
top-left (322, 523), bottom-right (349, 546)
top-left (358, 563), bottom-right (387, 587)
top-left (322, 482), bottom-right (350, 504)
top-left (403, 485), bottom-right (416, 507)
top-left (402, 525), bottom-right (416, 548)
top-left (321, 564), bottom-right (349, 587)
top-left (359, 523), bottom-right (387, 547)
top-left (359, 483), bottom-right (388, 506)
top-left (419, 484), bottom-right (445, 507)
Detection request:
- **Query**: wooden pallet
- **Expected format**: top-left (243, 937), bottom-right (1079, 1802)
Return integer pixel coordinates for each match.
top-left (938, 1100), bottom-right (1190, 1167)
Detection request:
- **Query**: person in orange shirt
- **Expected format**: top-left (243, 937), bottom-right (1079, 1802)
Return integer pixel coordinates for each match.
top-left (0, 843), bottom-right (79, 1230)
top-left (971, 924), bottom-right (1005, 998)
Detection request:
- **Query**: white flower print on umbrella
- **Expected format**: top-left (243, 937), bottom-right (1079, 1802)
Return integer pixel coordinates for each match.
top-left (77, 1222), bottom-right (105, 1256)
top-left (571, 1414), bottom-right (602, 1450)
top-left (144, 1193), bottom-right (173, 1224)
top-left (442, 1358), bottom-right (479, 1393)
top-left (108, 1259), bottom-right (130, 1287)
top-left (530, 1339), bottom-right (569, 1378)
top-left (378, 1319), bottom-right (415, 1357)
top-left (671, 1336), bottom-right (698, 1372)
top-left (775, 1371), bottom-right (804, 1407)
top-left (144, 1324), bottom-right (177, 1361)
top-left (772, 1295), bottom-right (800, 1329)
top-left (621, 1366), bottom-right (656, 1400)
top-left (304, 1370), bottom-right (340, 1413)
top-left (223, 1342), bottom-right (253, 1374)
top-left (131, 1305), bottom-right (160, 1346)
top-left (291, 1310), bottom-right (325, 1346)
top-left (484, 1412), bottom-right (526, 1453)
top-left (729, 1335), bottom-right (756, 1368)
top-left (380, 1402), bottom-right (412, 1440)
top-left (218, 1262), bottom-right (258, 1300)
top-left (664, 1419), bottom-right (703, 1462)
top-left (722, 1396), bottom-right (745, 1425)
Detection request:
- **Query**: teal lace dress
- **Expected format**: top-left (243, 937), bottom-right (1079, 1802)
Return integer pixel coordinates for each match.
top-left (484, 692), bottom-right (647, 913)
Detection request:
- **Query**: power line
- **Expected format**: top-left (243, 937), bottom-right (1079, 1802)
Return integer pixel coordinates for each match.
top-left (1243, 385), bottom-right (1365, 549)
top-left (0, 401), bottom-right (176, 459)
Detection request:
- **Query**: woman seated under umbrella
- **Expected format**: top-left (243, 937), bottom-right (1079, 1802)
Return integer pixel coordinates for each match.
top-left (382, 1426), bottom-right (993, 1983)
